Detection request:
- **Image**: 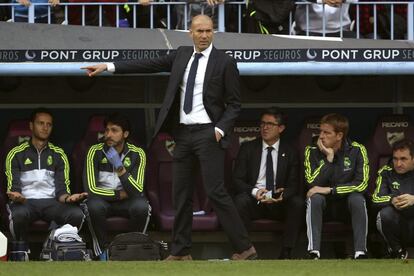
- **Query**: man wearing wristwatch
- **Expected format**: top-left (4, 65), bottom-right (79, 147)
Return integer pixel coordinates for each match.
top-left (5, 108), bottom-right (86, 261)
top-left (83, 113), bottom-right (150, 260)
top-left (304, 113), bottom-right (369, 259)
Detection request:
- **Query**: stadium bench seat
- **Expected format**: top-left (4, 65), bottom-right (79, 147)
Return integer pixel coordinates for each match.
top-left (225, 121), bottom-right (261, 195)
top-left (366, 114), bottom-right (414, 195)
top-left (71, 115), bottom-right (106, 194)
top-left (295, 116), bottom-right (321, 197)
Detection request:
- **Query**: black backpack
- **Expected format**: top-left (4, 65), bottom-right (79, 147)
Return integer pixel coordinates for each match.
top-left (40, 229), bottom-right (90, 261)
top-left (109, 232), bottom-right (168, 261)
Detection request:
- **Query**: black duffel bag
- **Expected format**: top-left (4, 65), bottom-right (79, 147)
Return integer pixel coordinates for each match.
top-left (109, 232), bottom-right (168, 261)
top-left (40, 230), bottom-right (90, 261)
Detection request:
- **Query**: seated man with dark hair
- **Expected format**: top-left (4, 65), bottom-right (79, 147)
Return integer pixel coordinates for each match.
top-left (233, 107), bottom-right (304, 259)
top-left (372, 138), bottom-right (414, 259)
top-left (304, 113), bottom-right (369, 259)
top-left (5, 108), bottom-right (86, 261)
top-left (83, 113), bottom-right (150, 261)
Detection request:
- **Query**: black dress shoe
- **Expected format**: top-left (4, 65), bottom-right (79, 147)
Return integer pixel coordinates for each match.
top-left (391, 248), bottom-right (408, 260)
top-left (231, 246), bottom-right (257, 260)
top-left (165, 254), bottom-right (193, 261)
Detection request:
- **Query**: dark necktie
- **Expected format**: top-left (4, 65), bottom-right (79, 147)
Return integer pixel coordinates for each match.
top-left (266, 147), bottom-right (274, 192)
top-left (183, 53), bottom-right (203, 114)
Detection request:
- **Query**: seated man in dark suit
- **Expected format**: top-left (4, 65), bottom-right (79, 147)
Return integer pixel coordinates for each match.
top-left (233, 107), bottom-right (304, 259)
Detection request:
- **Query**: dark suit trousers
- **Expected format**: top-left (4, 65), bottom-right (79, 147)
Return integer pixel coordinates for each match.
top-left (234, 193), bottom-right (304, 249)
top-left (85, 196), bottom-right (150, 252)
top-left (377, 205), bottom-right (414, 252)
top-left (171, 124), bottom-right (252, 256)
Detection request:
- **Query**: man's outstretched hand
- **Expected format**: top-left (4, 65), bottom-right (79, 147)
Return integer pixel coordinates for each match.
top-left (81, 64), bottom-right (108, 77)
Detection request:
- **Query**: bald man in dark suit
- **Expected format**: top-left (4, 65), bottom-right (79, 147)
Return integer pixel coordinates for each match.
top-left (82, 15), bottom-right (256, 260)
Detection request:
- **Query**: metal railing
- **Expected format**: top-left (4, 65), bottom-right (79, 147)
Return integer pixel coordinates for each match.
top-left (295, 1), bottom-right (413, 40)
top-left (0, 1), bottom-right (413, 40)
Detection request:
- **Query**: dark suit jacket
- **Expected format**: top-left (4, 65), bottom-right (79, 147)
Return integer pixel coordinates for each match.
top-left (114, 46), bottom-right (241, 148)
top-left (233, 138), bottom-right (300, 200)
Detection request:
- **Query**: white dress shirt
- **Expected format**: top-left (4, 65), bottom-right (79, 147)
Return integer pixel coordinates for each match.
top-left (179, 44), bottom-right (212, 125)
top-left (251, 140), bottom-right (280, 198)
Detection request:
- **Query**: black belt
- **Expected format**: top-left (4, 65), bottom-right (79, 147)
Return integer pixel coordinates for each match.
top-left (179, 123), bottom-right (213, 130)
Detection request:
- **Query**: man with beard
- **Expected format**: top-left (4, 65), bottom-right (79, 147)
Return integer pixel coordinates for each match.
top-left (83, 113), bottom-right (150, 260)
top-left (5, 108), bottom-right (86, 261)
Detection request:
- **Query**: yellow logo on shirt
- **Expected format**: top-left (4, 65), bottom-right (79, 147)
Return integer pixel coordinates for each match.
top-left (392, 181), bottom-right (400, 190)
top-left (47, 156), bottom-right (53, 166)
top-left (344, 157), bottom-right (351, 171)
top-left (123, 157), bottom-right (131, 168)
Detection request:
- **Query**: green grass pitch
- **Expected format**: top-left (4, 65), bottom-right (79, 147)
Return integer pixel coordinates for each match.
top-left (0, 260), bottom-right (413, 276)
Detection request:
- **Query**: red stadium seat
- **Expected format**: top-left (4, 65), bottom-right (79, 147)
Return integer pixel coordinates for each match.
top-left (71, 115), bottom-right (106, 194)
top-left (0, 119), bottom-right (32, 194)
top-left (366, 114), bottom-right (414, 195)
top-left (295, 116), bottom-right (321, 196)
top-left (225, 121), bottom-right (261, 194)
top-left (146, 133), bottom-right (219, 231)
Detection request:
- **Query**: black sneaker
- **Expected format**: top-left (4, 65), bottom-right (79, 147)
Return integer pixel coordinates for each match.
top-left (396, 249), bottom-right (408, 260)
top-left (308, 251), bottom-right (320, 260)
